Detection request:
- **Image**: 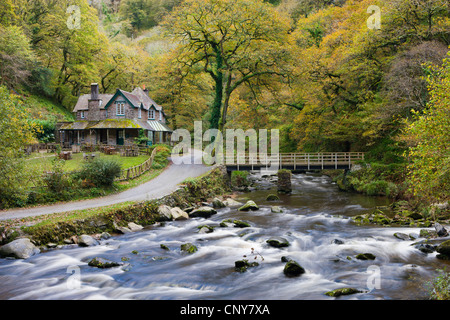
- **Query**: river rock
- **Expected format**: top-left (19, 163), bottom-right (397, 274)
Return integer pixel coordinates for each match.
top-left (271, 206), bottom-right (283, 213)
top-left (355, 253), bottom-right (376, 260)
top-left (331, 239), bottom-right (344, 245)
top-left (0, 238), bottom-right (40, 259)
top-left (283, 260), bottom-right (305, 277)
top-left (88, 257), bottom-right (122, 268)
top-left (78, 235), bottom-right (99, 247)
top-left (189, 206), bottom-right (217, 218)
top-left (235, 259), bottom-right (259, 272)
top-left (233, 220), bottom-right (251, 228)
top-left (128, 222), bottom-right (144, 232)
top-left (266, 237), bottom-right (290, 248)
top-left (394, 232), bottom-right (410, 241)
top-left (158, 205), bottom-right (173, 221)
top-left (414, 243), bottom-right (436, 254)
top-left (325, 287), bottom-right (363, 297)
top-left (212, 198), bottom-right (226, 208)
top-left (170, 207), bottom-right (189, 220)
top-left (436, 240), bottom-right (450, 257)
top-left (238, 200), bottom-right (259, 211)
top-left (180, 243), bottom-right (198, 254)
top-left (223, 198), bottom-right (243, 207)
top-left (435, 223), bottom-right (448, 237)
top-left (266, 194), bottom-right (280, 201)
top-left (197, 225), bottom-right (215, 234)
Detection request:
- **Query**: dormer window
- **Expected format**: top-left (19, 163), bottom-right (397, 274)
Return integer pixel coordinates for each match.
top-left (80, 111), bottom-right (85, 119)
top-left (148, 109), bottom-right (155, 119)
top-left (138, 107), bottom-right (142, 119)
top-left (116, 102), bottom-right (125, 116)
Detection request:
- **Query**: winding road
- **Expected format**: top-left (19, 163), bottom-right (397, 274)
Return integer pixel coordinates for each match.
top-left (0, 150), bottom-right (210, 221)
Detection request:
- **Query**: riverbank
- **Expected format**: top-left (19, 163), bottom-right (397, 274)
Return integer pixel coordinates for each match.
top-left (0, 164), bottom-right (231, 249)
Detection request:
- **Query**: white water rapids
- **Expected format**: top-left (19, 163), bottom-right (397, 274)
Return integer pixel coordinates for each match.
top-left (0, 173), bottom-right (447, 300)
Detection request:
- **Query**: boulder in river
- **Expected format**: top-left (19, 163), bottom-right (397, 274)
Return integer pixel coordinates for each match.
top-left (170, 207), bottom-right (189, 221)
top-left (238, 200), bottom-right (259, 211)
top-left (235, 259), bottom-right (259, 272)
top-left (283, 260), bottom-right (305, 277)
top-left (78, 235), bottom-right (99, 247)
top-left (189, 206), bottom-right (217, 218)
top-left (394, 232), bottom-right (410, 241)
top-left (158, 205), bottom-right (173, 221)
top-left (436, 240), bottom-right (450, 258)
top-left (435, 222), bottom-right (448, 237)
top-left (266, 237), bottom-right (290, 248)
top-left (88, 257), bottom-right (122, 268)
top-left (223, 198), bottom-right (243, 207)
top-left (271, 206), bottom-right (283, 213)
top-left (0, 238), bottom-right (40, 259)
top-left (233, 220), bottom-right (251, 228)
top-left (325, 287), bottom-right (363, 297)
top-left (180, 243), bottom-right (198, 254)
top-left (355, 253), bottom-right (376, 260)
top-left (128, 222), bottom-right (144, 232)
top-left (212, 198), bottom-right (226, 208)
top-left (266, 194), bottom-right (280, 201)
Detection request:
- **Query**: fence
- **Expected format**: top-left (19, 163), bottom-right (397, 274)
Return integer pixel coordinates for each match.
top-left (115, 147), bottom-right (159, 181)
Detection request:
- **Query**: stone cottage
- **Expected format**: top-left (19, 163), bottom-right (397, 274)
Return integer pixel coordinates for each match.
top-left (57, 83), bottom-right (172, 147)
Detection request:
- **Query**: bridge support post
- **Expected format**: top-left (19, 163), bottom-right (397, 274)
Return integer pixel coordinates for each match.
top-left (277, 169), bottom-right (292, 194)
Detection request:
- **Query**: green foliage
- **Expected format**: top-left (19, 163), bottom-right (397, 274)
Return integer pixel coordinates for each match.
top-left (428, 269), bottom-right (450, 300)
top-left (0, 86), bottom-right (39, 209)
top-left (42, 158), bottom-right (70, 193)
top-left (404, 51), bottom-right (450, 202)
top-left (231, 171), bottom-right (250, 188)
top-left (76, 158), bottom-right (123, 187)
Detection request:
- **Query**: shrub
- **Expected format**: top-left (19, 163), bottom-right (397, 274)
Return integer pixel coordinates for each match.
top-left (428, 268), bottom-right (450, 300)
top-left (231, 171), bottom-right (249, 188)
top-left (76, 158), bottom-right (122, 187)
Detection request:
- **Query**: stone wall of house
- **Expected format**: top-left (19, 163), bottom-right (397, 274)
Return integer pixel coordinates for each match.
top-left (105, 95), bottom-right (139, 120)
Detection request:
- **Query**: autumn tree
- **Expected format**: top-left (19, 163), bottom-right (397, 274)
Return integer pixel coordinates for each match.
top-left (0, 86), bottom-right (39, 208)
top-left (403, 51), bottom-right (450, 202)
top-left (164, 0), bottom-right (292, 131)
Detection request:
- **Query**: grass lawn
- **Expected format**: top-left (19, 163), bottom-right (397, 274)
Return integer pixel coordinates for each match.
top-left (26, 151), bottom-right (150, 172)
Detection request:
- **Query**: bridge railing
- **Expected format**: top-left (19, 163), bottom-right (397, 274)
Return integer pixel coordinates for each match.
top-left (223, 152), bottom-right (365, 170)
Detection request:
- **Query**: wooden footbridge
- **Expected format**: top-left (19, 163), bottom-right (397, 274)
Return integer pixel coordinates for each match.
top-left (224, 152), bottom-right (365, 172)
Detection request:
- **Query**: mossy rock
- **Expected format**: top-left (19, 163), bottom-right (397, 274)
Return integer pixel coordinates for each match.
top-left (355, 253), bottom-right (376, 260)
top-left (234, 259), bottom-right (259, 272)
top-left (88, 257), bottom-right (122, 269)
top-left (436, 240), bottom-right (450, 256)
top-left (266, 237), bottom-right (290, 248)
top-left (283, 260), bottom-right (305, 277)
top-left (266, 194), bottom-right (280, 201)
top-left (238, 200), bottom-right (259, 211)
top-left (325, 288), bottom-right (363, 297)
top-left (180, 243), bottom-right (198, 254)
top-left (233, 220), bottom-right (251, 228)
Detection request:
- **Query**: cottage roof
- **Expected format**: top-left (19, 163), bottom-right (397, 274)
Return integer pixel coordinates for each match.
top-left (73, 94), bottom-right (114, 112)
top-left (131, 87), bottom-right (162, 111)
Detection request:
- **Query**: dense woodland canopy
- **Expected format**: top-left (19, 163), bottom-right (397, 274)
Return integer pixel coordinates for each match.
top-left (0, 0), bottom-right (449, 203)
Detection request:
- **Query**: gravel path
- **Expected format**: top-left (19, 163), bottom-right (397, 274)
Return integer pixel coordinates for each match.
top-left (0, 150), bottom-right (210, 221)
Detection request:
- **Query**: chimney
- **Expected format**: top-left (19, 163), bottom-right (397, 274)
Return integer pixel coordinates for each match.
top-left (143, 84), bottom-right (149, 96)
top-left (91, 83), bottom-right (99, 100)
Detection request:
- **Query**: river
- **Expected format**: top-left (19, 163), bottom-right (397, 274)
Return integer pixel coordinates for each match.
top-left (0, 172), bottom-right (447, 300)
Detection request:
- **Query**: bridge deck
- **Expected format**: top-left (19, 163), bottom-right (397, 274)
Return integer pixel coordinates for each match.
top-left (223, 152), bottom-right (364, 171)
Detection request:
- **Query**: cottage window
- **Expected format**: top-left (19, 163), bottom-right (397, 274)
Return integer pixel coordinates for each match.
top-left (80, 111), bottom-right (85, 119)
top-left (138, 107), bottom-right (142, 118)
top-left (149, 109), bottom-right (155, 119)
top-left (116, 102), bottom-right (125, 116)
